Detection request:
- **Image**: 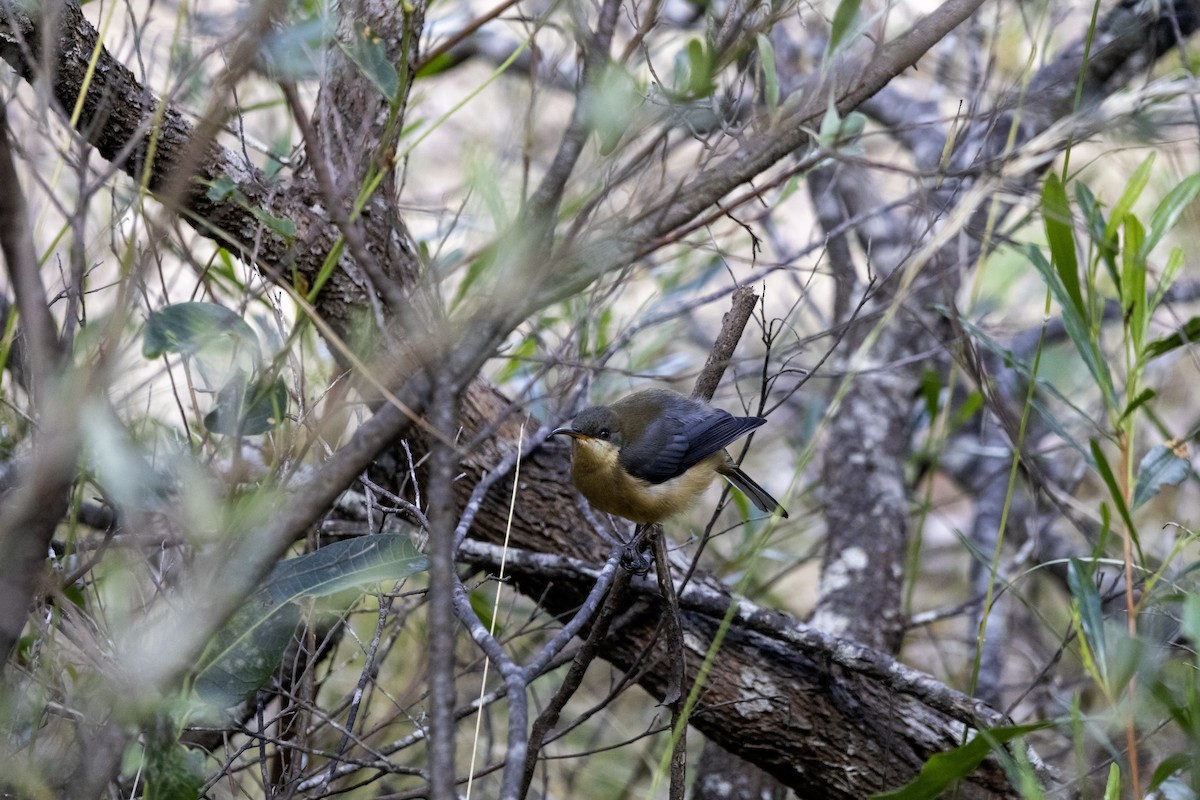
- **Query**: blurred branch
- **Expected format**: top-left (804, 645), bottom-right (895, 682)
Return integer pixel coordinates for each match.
top-left (0, 100), bottom-right (72, 667)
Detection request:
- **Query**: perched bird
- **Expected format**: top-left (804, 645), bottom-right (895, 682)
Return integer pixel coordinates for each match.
top-left (551, 388), bottom-right (788, 524)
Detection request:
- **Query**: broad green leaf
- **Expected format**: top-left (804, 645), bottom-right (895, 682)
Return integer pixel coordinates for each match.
top-left (194, 535), bottom-right (427, 710)
top-left (143, 302), bottom-right (259, 361)
top-left (756, 34), bottom-right (779, 110)
top-left (1142, 172), bottom-right (1200, 258)
top-left (1132, 443), bottom-right (1190, 509)
top-left (205, 174), bottom-right (242, 203)
top-left (1068, 558), bottom-right (1107, 687)
top-left (84, 404), bottom-right (170, 511)
top-left (143, 734), bottom-right (204, 800)
top-left (685, 39), bottom-right (715, 97)
top-left (340, 24), bottom-right (400, 103)
top-left (261, 16), bottom-right (330, 81)
top-left (827, 0), bottom-right (862, 58)
top-left (584, 62), bottom-right (641, 154)
top-left (204, 374), bottom-right (289, 436)
top-left (143, 302), bottom-right (262, 390)
top-left (1041, 174), bottom-right (1084, 319)
top-left (469, 588), bottom-right (501, 636)
top-left (871, 723), bottom-right (1050, 799)
top-left (1143, 316), bottom-right (1200, 360)
top-left (918, 369), bottom-right (942, 422)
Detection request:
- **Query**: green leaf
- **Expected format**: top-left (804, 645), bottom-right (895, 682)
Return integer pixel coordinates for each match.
top-left (144, 735), bottom-right (204, 800)
top-left (339, 24), bottom-right (400, 103)
top-left (251, 207), bottom-right (297, 240)
top-left (1089, 440), bottom-right (1141, 562)
top-left (1074, 182), bottom-right (1118, 290)
top-left (1142, 172), bottom-right (1200, 258)
top-left (584, 62), bottom-right (641, 154)
top-left (918, 369), bottom-right (942, 421)
top-left (204, 174), bottom-right (243, 203)
top-left (1042, 174), bottom-right (1084, 319)
top-left (143, 302), bottom-right (263, 391)
top-left (871, 723), bottom-right (1050, 799)
top-left (143, 302), bottom-right (260, 361)
top-left (194, 535), bottom-right (427, 710)
top-left (204, 374), bottom-right (289, 436)
top-left (1106, 153), bottom-right (1155, 239)
top-left (1068, 558), bottom-right (1107, 687)
top-left (1143, 316), bottom-right (1200, 360)
top-left (1102, 763), bottom-right (1120, 800)
top-left (1148, 245), bottom-right (1184, 314)
top-left (1132, 443), bottom-right (1190, 509)
top-left (261, 16), bottom-right (330, 81)
top-left (1118, 388), bottom-right (1155, 422)
top-left (1183, 593), bottom-right (1200, 652)
top-left (827, 0), bottom-right (862, 58)
top-left (685, 39), bottom-right (715, 97)
top-left (1121, 215), bottom-right (1146, 352)
top-left (756, 34), bottom-right (779, 110)
top-left (1026, 245), bottom-right (1115, 406)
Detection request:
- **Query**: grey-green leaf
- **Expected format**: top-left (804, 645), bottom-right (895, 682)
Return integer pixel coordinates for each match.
top-left (194, 535), bottom-right (427, 710)
top-left (340, 25), bottom-right (400, 103)
top-left (204, 375), bottom-right (289, 436)
top-left (143, 302), bottom-right (260, 362)
top-left (1132, 443), bottom-right (1190, 509)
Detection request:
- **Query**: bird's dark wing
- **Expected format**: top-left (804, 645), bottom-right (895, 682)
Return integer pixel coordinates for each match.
top-left (619, 404), bottom-right (765, 484)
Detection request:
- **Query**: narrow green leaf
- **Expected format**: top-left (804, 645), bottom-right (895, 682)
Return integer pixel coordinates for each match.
top-left (1143, 316), bottom-right (1200, 360)
top-left (1131, 443), bottom-right (1190, 509)
top-left (1089, 440), bottom-right (1141, 561)
top-left (1106, 153), bottom-right (1155, 239)
top-left (1181, 594), bottom-right (1200, 655)
top-left (1075, 182), bottom-right (1118, 290)
top-left (251, 207), bottom-right (297, 240)
top-left (756, 34), bottom-right (779, 111)
top-left (1042, 174), bottom-right (1085, 319)
top-left (1142, 172), bottom-right (1200, 258)
top-left (1068, 558), bottom-right (1107, 687)
top-left (1102, 763), bottom-right (1120, 800)
top-left (1026, 245), bottom-right (1116, 406)
top-left (1148, 245), bottom-right (1184, 314)
top-left (827, 0), bottom-right (862, 58)
top-left (1118, 388), bottom-right (1155, 422)
top-left (871, 723), bottom-right (1051, 799)
top-left (1121, 215), bottom-right (1146, 352)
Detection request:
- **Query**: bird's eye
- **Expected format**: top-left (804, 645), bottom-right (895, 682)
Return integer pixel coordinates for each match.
top-left (598, 428), bottom-right (611, 440)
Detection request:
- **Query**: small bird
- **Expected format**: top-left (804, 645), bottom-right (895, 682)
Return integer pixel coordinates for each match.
top-left (551, 388), bottom-right (788, 524)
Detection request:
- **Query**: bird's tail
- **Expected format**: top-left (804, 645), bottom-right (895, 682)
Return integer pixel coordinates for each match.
top-left (718, 463), bottom-right (788, 518)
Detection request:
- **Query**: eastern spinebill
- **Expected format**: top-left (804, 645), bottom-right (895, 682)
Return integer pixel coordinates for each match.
top-left (551, 388), bottom-right (788, 524)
